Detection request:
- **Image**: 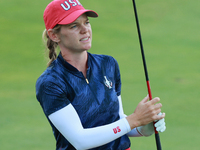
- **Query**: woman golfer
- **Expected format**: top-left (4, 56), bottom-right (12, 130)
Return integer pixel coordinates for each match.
top-left (36, 0), bottom-right (166, 149)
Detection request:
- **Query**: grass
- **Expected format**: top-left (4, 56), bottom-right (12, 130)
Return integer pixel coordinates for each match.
top-left (0, 0), bottom-right (199, 149)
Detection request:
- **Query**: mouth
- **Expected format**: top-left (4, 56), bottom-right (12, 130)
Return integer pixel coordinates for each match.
top-left (80, 37), bottom-right (90, 42)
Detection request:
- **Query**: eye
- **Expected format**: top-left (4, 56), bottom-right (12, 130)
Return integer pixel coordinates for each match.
top-left (71, 25), bottom-right (77, 29)
top-left (85, 20), bottom-right (90, 25)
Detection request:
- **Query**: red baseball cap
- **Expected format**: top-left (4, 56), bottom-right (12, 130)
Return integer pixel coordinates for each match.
top-left (43, 0), bottom-right (98, 30)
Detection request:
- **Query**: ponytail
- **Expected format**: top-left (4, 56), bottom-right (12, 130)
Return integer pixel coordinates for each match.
top-left (42, 25), bottom-right (61, 67)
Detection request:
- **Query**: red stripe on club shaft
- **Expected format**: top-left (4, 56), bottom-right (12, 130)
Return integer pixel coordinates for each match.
top-left (146, 80), bottom-right (152, 100)
top-left (147, 80), bottom-right (159, 134)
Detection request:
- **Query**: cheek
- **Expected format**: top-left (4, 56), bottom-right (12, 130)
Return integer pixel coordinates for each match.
top-left (59, 28), bottom-right (73, 43)
top-left (59, 34), bottom-right (71, 44)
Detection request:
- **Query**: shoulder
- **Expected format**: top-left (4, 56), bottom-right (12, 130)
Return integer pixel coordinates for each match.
top-left (36, 64), bottom-right (63, 94)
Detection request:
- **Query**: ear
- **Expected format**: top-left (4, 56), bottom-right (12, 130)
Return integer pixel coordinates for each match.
top-left (47, 29), bottom-right (60, 43)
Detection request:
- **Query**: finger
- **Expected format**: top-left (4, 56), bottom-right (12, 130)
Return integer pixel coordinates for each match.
top-left (149, 97), bottom-right (160, 105)
top-left (153, 112), bottom-right (165, 122)
top-left (161, 112), bottom-right (166, 118)
top-left (155, 112), bottom-right (164, 122)
top-left (154, 103), bottom-right (163, 110)
top-left (141, 95), bottom-right (149, 103)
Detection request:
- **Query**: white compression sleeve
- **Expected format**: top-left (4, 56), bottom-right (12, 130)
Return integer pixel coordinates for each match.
top-left (117, 95), bottom-right (143, 137)
top-left (48, 104), bottom-right (131, 150)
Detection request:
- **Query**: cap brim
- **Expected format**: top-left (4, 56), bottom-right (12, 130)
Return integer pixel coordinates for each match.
top-left (58, 9), bottom-right (98, 25)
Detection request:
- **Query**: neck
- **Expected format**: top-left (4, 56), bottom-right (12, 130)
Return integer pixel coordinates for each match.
top-left (61, 50), bottom-right (88, 78)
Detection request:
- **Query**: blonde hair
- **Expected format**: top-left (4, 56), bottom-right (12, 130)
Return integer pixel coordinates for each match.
top-left (42, 25), bottom-right (62, 67)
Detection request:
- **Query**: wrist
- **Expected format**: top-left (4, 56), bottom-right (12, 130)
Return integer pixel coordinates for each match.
top-left (126, 113), bottom-right (140, 130)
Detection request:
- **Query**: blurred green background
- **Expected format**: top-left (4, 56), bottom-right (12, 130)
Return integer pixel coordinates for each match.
top-left (0, 0), bottom-right (199, 149)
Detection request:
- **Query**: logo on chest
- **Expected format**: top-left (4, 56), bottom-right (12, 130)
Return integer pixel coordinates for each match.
top-left (104, 76), bottom-right (112, 89)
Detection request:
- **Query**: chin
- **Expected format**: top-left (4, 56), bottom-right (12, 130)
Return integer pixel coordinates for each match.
top-left (84, 45), bottom-right (92, 50)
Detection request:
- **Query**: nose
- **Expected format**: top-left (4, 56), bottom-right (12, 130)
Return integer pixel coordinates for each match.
top-left (80, 24), bottom-right (88, 34)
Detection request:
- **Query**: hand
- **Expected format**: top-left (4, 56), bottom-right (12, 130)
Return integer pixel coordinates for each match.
top-left (126, 95), bottom-right (165, 129)
top-left (137, 112), bottom-right (166, 137)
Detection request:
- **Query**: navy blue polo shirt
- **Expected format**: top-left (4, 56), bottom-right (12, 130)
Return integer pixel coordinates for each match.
top-left (36, 52), bottom-right (130, 150)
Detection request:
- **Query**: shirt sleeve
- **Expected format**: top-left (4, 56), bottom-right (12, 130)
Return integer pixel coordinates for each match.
top-left (37, 81), bottom-right (70, 116)
top-left (48, 104), bottom-right (131, 150)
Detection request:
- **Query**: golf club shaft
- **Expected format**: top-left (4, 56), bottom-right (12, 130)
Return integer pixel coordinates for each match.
top-left (131, 0), bottom-right (162, 150)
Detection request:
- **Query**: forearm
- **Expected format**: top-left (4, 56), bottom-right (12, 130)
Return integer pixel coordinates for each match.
top-left (73, 118), bottom-right (130, 149)
top-left (127, 128), bottom-right (143, 137)
top-left (49, 104), bottom-right (131, 150)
